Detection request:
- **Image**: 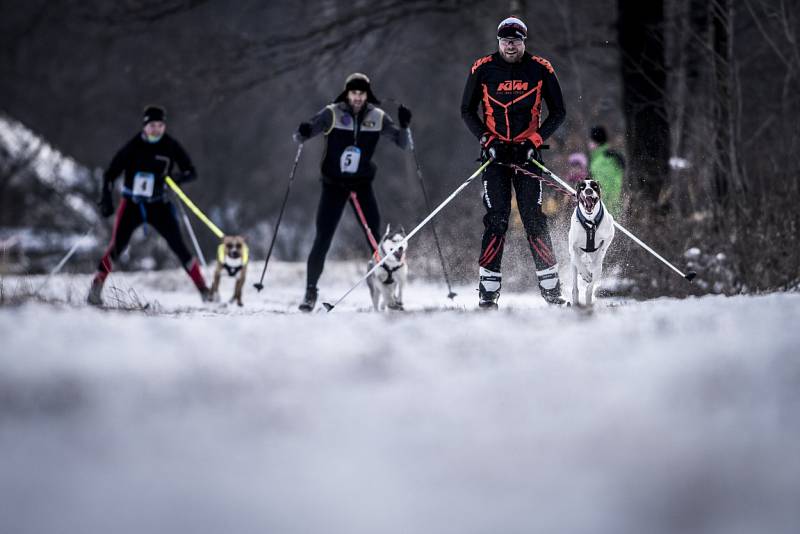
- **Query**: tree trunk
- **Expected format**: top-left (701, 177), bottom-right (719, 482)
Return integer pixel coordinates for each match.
top-left (711, 0), bottom-right (745, 214)
top-left (618, 0), bottom-right (670, 211)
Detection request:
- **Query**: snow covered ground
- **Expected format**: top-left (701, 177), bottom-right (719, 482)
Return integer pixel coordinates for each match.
top-left (1, 262), bottom-right (799, 534)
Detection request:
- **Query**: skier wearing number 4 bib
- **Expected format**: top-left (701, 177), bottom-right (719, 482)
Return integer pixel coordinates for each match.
top-left (294, 73), bottom-right (411, 312)
top-left (87, 105), bottom-right (210, 306)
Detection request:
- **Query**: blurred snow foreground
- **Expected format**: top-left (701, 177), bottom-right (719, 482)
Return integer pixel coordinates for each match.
top-left (1, 262), bottom-right (800, 534)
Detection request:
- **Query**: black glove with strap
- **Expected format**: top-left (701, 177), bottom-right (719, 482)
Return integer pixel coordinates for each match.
top-left (481, 134), bottom-right (514, 164)
top-left (296, 122), bottom-right (312, 141)
top-left (98, 184), bottom-right (114, 217)
top-left (398, 105), bottom-right (412, 129)
top-left (517, 139), bottom-right (541, 164)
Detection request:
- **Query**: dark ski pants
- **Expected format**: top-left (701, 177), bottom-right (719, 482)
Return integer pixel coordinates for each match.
top-left (479, 162), bottom-right (557, 272)
top-left (306, 181), bottom-right (380, 288)
top-left (95, 198), bottom-right (201, 285)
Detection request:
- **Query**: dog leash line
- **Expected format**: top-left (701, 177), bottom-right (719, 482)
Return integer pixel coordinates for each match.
top-left (524, 159), bottom-right (696, 282)
top-left (165, 176), bottom-right (226, 239)
top-left (323, 158), bottom-right (493, 312)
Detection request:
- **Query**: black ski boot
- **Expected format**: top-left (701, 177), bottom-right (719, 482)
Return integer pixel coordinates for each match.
top-left (199, 287), bottom-right (213, 303)
top-left (298, 286), bottom-right (318, 312)
top-left (478, 284), bottom-right (500, 309)
top-left (87, 276), bottom-right (105, 307)
top-left (478, 268), bottom-right (502, 310)
top-left (540, 281), bottom-right (566, 306)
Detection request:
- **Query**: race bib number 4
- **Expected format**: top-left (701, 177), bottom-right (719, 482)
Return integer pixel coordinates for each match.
top-left (340, 146), bottom-right (361, 174)
top-left (133, 172), bottom-right (155, 198)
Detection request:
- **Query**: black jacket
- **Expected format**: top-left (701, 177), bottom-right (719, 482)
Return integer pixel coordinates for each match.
top-left (103, 133), bottom-right (196, 201)
top-left (461, 52), bottom-right (566, 145)
top-left (300, 102), bottom-right (408, 186)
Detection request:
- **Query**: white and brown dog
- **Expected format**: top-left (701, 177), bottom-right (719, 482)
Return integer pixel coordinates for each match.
top-left (366, 225), bottom-right (408, 311)
top-left (210, 235), bottom-right (249, 307)
top-left (568, 179), bottom-right (615, 306)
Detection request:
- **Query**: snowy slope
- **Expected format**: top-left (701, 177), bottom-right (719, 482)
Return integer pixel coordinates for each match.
top-left (1, 263), bottom-right (799, 534)
top-left (0, 114), bottom-right (97, 224)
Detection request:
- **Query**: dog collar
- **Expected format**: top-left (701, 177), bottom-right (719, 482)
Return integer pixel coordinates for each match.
top-left (576, 202), bottom-right (605, 253)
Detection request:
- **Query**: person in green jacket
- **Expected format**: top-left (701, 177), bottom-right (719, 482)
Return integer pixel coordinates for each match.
top-left (588, 125), bottom-right (625, 216)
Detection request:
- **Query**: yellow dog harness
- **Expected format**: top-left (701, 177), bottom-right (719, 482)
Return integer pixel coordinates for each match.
top-left (217, 242), bottom-right (249, 276)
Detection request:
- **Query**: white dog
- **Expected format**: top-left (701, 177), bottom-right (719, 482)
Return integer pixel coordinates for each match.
top-left (568, 179), bottom-right (615, 306)
top-left (366, 225), bottom-right (408, 311)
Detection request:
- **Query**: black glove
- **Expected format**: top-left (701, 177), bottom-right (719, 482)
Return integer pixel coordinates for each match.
top-left (398, 105), bottom-right (412, 129)
top-left (482, 136), bottom-right (514, 163)
top-left (98, 186), bottom-right (114, 217)
top-left (297, 122), bottom-right (312, 140)
top-left (177, 169), bottom-right (197, 184)
top-left (517, 140), bottom-right (540, 164)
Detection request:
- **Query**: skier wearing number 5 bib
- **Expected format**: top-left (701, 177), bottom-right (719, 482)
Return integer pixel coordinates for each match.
top-left (87, 106), bottom-right (210, 306)
top-left (294, 73), bottom-right (411, 312)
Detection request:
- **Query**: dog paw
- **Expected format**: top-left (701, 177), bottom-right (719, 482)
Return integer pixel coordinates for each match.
top-left (388, 302), bottom-right (404, 311)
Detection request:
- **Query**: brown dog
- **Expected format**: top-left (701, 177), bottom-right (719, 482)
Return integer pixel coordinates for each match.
top-left (210, 235), bottom-right (249, 306)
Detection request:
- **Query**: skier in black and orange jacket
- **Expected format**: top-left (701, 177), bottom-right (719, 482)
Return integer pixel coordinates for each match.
top-left (461, 16), bottom-right (567, 308)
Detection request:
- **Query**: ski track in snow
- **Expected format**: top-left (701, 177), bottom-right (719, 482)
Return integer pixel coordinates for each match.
top-left (1, 262), bottom-right (799, 534)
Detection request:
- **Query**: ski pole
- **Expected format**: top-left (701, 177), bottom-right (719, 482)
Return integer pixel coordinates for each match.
top-left (407, 127), bottom-right (457, 299)
top-left (384, 97), bottom-right (457, 298)
top-left (174, 194), bottom-right (207, 268)
top-left (349, 192), bottom-right (381, 261)
top-left (520, 160), bottom-right (696, 282)
top-left (323, 158), bottom-right (493, 312)
top-left (165, 176), bottom-right (225, 239)
top-left (34, 226), bottom-right (94, 295)
top-left (253, 142), bottom-right (304, 292)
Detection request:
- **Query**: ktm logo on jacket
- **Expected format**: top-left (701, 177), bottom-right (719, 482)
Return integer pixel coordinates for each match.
top-left (497, 80), bottom-right (529, 92)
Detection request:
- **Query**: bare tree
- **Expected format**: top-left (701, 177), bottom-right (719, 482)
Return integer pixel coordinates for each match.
top-left (710, 0), bottom-right (746, 214)
top-left (618, 0), bottom-right (670, 210)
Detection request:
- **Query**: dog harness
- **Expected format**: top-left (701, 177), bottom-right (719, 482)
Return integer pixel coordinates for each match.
top-left (381, 264), bottom-right (402, 285)
top-left (216, 242), bottom-right (250, 276)
top-left (576, 203), bottom-right (605, 253)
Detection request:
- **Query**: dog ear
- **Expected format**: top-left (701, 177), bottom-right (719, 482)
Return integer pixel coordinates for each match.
top-left (398, 225), bottom-right (406, 234)
top-left (385, 223), bottom-right (391, 236)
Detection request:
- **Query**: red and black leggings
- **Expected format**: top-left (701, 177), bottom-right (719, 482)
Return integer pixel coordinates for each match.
top-left (97, 198), bottom-right (195, 278)
top-left (479, 162), bottom-right (557, 272)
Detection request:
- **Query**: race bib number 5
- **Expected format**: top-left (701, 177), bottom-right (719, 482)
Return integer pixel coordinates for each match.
top-left (133, 172), bottom-right (155, 198)
top-left (340, 146), bottom-right (361, 174)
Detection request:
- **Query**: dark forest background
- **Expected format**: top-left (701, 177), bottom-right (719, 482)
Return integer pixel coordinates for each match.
top-left (1, 0), bottom-right (798, 296)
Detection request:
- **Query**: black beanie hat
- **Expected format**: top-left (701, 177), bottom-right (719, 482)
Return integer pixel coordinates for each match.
top-left (334, 73), bottom-right (380, 105)
top-left (497, 17), bottom-right (527, 39)
top-left (590, 125), bottom-right (608, 144)
top-left (143, 105), bottom-right (166, 125)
